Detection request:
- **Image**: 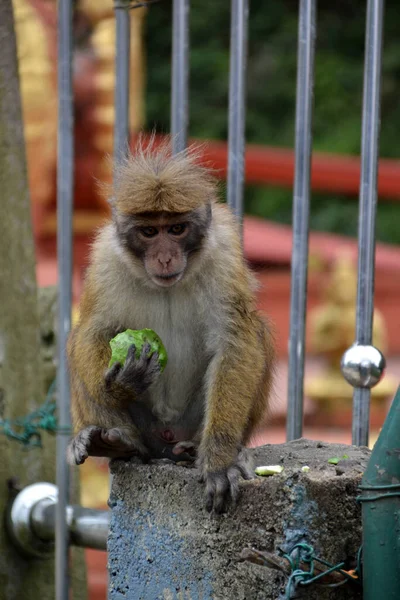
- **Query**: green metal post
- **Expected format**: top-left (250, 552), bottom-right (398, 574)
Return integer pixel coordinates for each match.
top-left (359, 385), bottom-right (400, 599)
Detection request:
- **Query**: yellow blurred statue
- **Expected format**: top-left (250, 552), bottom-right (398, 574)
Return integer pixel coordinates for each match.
top-left (305, 252), bottom-right (396, 407)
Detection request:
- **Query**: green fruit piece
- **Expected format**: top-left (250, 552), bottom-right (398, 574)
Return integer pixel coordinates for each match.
top-left (108, 328), bottom-right (168, 372)
top-left (255, 465), bottom-right (284, 476)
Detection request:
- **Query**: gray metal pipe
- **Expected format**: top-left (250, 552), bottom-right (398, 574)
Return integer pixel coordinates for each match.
top-left (286, 0), bottom-right (316, 442)
top-left (32, 500), bottom-right (109, 552)
top-left (171, 0), bottom-right (190, 154)
top-left (6, 483), bottom-right (109, 558)
top-left (227, 0), bottom-right (249, 223)
top-left (56, 0), bottom-right (74, 597)
top-left (114, 0), bottom-right (131, 166)
top-left (351, 0), bottom-right (385, 448)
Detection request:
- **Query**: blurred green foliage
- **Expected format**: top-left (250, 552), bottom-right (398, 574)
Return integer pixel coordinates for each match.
top-left (144, 1), bottom-right (400, 244)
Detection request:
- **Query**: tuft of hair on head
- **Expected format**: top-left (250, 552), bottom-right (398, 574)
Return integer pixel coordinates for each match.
top-left (108, 136), bottom-right (218, 215)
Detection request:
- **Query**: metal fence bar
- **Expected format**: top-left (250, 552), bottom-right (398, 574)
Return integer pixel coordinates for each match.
top-left (56, 0), bottom-right (74, 597)
top-left (171, 0), bottom-right (190, 154)
top-left (112, 0), bottom-right (132, 532)
top-left (351, 0), bottom-right (385, 447)
top-left (114, 0), bottom-right (131, 165)
top-left (286, 0), bottom-right (316, 441)
top-left (7, 483), bottom-right (110, 557)
top-left (227, 0), bottom-right (249, 222)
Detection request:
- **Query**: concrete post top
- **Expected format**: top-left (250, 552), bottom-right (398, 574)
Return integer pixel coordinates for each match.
top-left (108, 439), bottom-right (368, 599)
top-left (109, 439), bottom-right (371, 509)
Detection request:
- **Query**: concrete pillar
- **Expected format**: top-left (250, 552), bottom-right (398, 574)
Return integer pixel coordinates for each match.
top-left (108, 439), bottom-right (369, 600)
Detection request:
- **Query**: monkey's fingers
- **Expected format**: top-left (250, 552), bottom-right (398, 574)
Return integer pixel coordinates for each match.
top-left (105, 362), bottom-right (122, 389)
top-left (140, 342), bottom-right (151, 358)
top-left (147, 351), bottom-right (161, 375)
top-left (125, 344), bottom-right (137, 363)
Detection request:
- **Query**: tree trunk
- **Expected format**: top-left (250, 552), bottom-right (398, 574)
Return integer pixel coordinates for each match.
top-left (0, 2), bottom-right (86, 598)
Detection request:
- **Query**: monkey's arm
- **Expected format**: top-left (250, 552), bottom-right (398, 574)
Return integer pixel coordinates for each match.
top-left (199, 311), bottom-right (273, 513)
top-left (67, 321), bottom-right (157, 464)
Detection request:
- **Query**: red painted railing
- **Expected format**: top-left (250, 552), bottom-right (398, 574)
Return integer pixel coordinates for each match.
top-left (134, 134), bottom-right (400, 199)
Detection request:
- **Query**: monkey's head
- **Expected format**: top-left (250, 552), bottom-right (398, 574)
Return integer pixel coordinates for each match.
top-left (110, 142), bottom-right (217, 288)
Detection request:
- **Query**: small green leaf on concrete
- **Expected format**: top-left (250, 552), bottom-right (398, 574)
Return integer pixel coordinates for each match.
top-left (328, 455), bottom-right (349, 465)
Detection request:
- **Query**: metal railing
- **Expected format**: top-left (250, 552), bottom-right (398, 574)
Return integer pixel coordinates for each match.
top-left (7, 1), bottom-right (389, 598)
top-left (286, 0), bottom-right (316, 441)
top-left (56, 1), bottom-right (74, 598)
top-left (171, 0), bottom-right (190, 154)
top-left (347, 0), bottom-right (385, 447)
top-left (227, 0), bottom-right (249, 223)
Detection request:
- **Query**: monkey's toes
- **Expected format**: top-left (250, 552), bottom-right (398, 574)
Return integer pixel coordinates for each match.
top-left (205, 471), bottom-right (232, 514)
top-left (67, 438), bottom-right (88, 466)
top-left (172, 440), bottom-right (197, 457)
top-left (203, 450), bottom-right (254, 514)
top-left (101, 428), bottom-right (123, 444)
top-left (66, 425), bottom-right (103, 465)
top-left (234, 448), bottom-right (255, 481)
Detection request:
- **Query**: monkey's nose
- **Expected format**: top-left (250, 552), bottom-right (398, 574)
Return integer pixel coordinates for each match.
top-left (158, 255), bottom-right (172, 268)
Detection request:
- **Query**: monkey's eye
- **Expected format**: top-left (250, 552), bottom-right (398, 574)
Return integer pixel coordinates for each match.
top-left (140, 226), bottom-right (158, 238)
top-left (169, 224), bottom-right (187, 236)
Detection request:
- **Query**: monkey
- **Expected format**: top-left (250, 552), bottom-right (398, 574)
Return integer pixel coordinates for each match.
top-left (66, 140), bottom-right (275, 513)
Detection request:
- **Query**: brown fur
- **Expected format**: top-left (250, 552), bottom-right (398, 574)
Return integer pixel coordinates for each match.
top-left (111, 139), bottom-right (217, 215)
top-left (68, 142), bottom-right (275, 511)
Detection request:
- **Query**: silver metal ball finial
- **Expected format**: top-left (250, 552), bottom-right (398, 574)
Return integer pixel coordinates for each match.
top-left (341, 344), bottom-right (386, 389)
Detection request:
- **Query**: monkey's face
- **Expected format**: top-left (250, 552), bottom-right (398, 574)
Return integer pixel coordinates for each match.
top-left (116, 207), bottom-right (212, 288)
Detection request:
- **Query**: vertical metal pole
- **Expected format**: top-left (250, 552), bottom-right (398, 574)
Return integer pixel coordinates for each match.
top-left (56, 0), bottom-right (74, 598)
top-left (171, 0), bottom-right (190, 154)
top-left (352, 0), bottom-right (385, 447)
top-left (114, 0), bottom-right (131, 167)
top-left (286, 0), bottom-right (316, 441)
top-left (112, 0), bottom-right (131, 541)
top-left (227, 0), bottom-right (249, 222)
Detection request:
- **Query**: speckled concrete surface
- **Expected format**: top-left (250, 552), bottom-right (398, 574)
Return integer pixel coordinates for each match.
top-left (108, 439), bottom-right (369, 600)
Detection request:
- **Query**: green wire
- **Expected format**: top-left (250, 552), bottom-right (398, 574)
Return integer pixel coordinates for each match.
top-left (280, 542), bottom-right (361, 599)
top-left (0, 380), bottom-right (71, 448)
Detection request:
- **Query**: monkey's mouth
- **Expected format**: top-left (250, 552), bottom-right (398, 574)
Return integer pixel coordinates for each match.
top-left (152, 272), bottom-right (183, 287)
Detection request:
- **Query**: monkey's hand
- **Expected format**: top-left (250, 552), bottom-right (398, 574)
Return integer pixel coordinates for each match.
top-left (105, 343), bottom-right (161, 396)
top-left (67, 425), bottom-right (148, 465)
top-left (199, 449), bottom-right (254, 514)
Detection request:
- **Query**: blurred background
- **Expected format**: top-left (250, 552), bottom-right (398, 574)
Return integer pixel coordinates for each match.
top-left (12, 0), bottom-right (400, 596)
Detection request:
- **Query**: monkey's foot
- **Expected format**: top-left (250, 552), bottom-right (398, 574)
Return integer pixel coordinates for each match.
top-left (67, 426), bottom-right (145, 465)
top-left (201, 449), bottom-right (254, 514)
top-left (171, 440), bottom-right (197, 458)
